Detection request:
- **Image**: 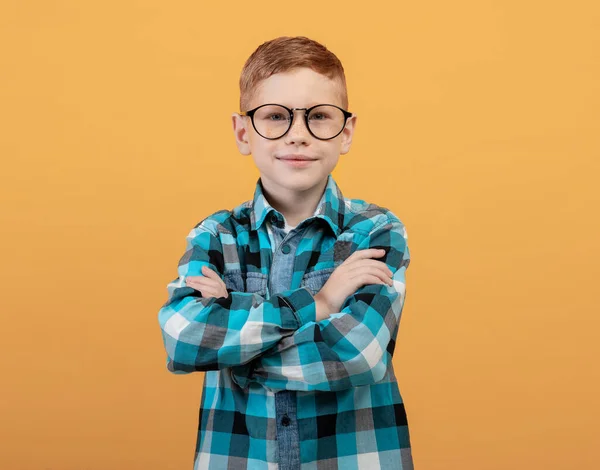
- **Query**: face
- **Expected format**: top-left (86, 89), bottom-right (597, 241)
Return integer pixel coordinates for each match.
top-left (231, 67), bottom-right (357, 194)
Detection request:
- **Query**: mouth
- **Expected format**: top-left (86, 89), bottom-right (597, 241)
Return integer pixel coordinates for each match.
top-left (277, 158), bottom-right (315, 161)
top-left (276, 157), bottom-right (316, 167)
top-left (276, 154), bottom-right (317, 161)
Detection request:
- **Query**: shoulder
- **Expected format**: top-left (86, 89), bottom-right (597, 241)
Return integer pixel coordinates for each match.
top-left (186, 208), bottom-right (233, 239)
top-left (343, 197), bottom-right (408, 240)
top-left (187, 199), bottom-right (252, 240)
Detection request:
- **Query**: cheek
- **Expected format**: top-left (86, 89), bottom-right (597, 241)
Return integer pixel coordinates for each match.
top-left (248, 139), bottom-right (278, 158)
top-left (248, 132), bottom-right (276, 153)
top-left (321, 158), bottom-right (340, 174)
top-left (250, 151), bottom-right (278, 175)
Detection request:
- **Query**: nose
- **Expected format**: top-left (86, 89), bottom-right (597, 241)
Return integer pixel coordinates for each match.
top-left (284, 109), bottom-right (310, 143)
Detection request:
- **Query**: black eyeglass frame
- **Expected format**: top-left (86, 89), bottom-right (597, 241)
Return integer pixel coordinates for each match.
top-left (240, 103), bottom-right (353, 141)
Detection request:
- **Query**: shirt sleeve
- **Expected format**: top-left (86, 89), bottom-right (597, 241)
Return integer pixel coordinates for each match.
top-left (158, 223), bottom-right (317, 374)
top-left (230, 217), bottom-right (410, 392)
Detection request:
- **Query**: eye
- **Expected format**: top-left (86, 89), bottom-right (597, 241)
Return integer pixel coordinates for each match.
top-left (309, 112), bottom-right (329, 120)
top-left (265, 113), bottom-right (288, 121)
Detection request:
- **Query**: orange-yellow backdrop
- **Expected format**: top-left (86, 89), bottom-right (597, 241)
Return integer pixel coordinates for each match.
top-left (1, 1), bottom-right (598, 469)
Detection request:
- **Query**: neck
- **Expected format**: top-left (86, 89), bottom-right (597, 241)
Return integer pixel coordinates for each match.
top-left (261, 176), bottom-right (328, 227)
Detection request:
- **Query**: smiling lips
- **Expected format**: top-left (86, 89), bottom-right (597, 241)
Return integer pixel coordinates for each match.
top-left (277, 157), bottom-right (316, 167)
top-left (277, 154), bottom-right (316, 161)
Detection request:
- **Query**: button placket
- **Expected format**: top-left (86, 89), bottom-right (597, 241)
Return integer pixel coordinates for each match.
top-left (267, 223), bottom-right (296, 297)
top-left (266, 219), bottom-right (304, 469)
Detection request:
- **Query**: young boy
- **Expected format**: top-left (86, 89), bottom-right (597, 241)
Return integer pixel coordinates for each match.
top-left (158, 36), bottom-right (413, 470)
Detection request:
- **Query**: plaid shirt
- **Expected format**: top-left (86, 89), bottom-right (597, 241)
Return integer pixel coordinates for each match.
top-left (158, 174), bottom-right (414, 469)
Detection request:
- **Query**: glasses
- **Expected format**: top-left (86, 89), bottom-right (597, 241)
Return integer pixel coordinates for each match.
top-left (240, 103), bottom-right (353, 140)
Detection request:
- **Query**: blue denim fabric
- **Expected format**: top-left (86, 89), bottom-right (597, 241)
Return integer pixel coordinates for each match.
top-left (267, 220), bottom-right (308, 470)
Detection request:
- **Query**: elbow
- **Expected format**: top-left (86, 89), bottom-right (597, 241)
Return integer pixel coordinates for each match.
top-left (159, 296), bottom-right (223, 373)
top-left (166, 358), bottom-right (193, 375)
top-left (369, 358), bottom-right (388, 383)
top-left (160, 322), bottom-right (219, 372)
top-left (165, 353), bottom-right (220, 373)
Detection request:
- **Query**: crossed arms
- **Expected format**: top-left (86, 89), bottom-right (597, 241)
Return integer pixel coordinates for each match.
top-left (158, 216), bottom-right (410, 392)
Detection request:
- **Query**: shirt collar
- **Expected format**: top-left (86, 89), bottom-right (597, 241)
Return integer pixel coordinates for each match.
top-left (250, 173), bottom-right (346, 238)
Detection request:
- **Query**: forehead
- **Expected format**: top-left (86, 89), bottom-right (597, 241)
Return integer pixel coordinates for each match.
top-left (252, 68), bottom-right (343, 108)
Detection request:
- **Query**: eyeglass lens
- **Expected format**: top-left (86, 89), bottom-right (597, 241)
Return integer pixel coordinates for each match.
top-left (252, 105), bottom-right (346, 139)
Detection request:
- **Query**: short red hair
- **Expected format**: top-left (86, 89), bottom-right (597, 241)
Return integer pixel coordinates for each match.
top-left (239, 36), bottom-right (349, 113)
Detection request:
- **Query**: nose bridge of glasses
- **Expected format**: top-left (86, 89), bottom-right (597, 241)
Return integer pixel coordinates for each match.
top-left (287, 108), bottom-right (309, 130)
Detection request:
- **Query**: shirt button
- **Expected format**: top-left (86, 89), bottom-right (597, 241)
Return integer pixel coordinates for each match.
top-left (281, 244), bottom-right (291, 254)
top-left (281, 415), bottom-right (291, 426)
top-left (270, 213), bottom-right (277, 223)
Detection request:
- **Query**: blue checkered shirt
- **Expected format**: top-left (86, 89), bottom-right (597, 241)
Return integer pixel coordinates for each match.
top-left (158, 174), bottom-right (414, 469)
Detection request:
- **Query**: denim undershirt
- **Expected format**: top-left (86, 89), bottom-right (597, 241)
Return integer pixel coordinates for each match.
top-left (265, 216), bottom-right (304, 470)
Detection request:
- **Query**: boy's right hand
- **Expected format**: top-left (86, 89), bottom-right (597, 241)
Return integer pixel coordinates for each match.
top-left (185, 266), bottom-right (229, 299)
top-left (314, 248), bottom-right (394, 321)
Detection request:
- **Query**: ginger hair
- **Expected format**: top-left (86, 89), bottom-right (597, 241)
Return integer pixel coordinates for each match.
top-left (239, 36), bottom-right (349, 113)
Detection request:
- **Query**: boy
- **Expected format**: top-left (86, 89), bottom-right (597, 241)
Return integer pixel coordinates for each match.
top-left (158, 36), bottom-right (413, 470)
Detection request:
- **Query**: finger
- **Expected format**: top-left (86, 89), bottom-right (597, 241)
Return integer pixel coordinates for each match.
top-left (188, 279), bottom-right (218, 289)
top-left (208, 274), bottom-right (227, 288)
top-left (191, 277), bottom-right (227, 289)
top-left (346, 259), bottom-right (393, 277)
top-left (348, 248), bottom-right (386, 260)
top-left (361, 273), bottom-right (392, 287)
top-left (194, 285), bottom-right (219, 297)
top-left (202, 267), bottom-right (226, 286)
top-left (344, 254), bottom-right (390, 273)
top-left (202, 288), bottom-right (219, 297)
top-left (349, 266), bottom-right (394, 285)
top-left (201, 265), bottom-right (220, 279)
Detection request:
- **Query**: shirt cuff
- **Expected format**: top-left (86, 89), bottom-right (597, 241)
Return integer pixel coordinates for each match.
top-left (277, 287), bottom-right (317, 328)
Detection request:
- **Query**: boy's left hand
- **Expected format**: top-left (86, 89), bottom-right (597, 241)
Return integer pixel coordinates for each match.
top-left (185, 265), bottom-right (229, 299)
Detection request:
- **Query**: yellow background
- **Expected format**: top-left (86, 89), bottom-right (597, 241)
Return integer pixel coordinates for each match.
top-left (1, 1), bottom-right (598, 469)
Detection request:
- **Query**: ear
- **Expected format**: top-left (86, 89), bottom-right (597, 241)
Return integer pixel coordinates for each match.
top-left (232, 113), bottom-right (252, 155)
top-left (339, 114), bottom-right (357, 155)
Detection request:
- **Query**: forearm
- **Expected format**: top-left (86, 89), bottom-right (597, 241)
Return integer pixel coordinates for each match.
top-left (159, 285), bottom-right (316, 373)
top-left (231, 217), bottom-right (410, 392)
top-left (232, 275), bottom-right (406, 392)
